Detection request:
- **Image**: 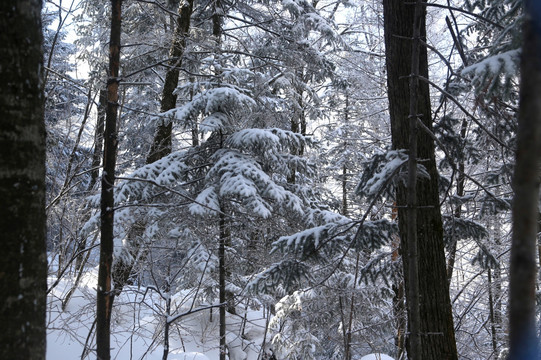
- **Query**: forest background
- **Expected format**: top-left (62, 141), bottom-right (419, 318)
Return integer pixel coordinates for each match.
top-left (1, 0), bottom-right (539, 359)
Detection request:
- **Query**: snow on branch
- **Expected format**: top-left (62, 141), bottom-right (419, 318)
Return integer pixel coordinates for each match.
top-left (189, 186), bottom-right (221, 216)
top-left (356, 149), bottom-right (408, 199)
top-left (226, 128), bottom-right (310, 174)
top-left (271, 222), bottom-right (350, 260)
top-left (194, 149), bottom-right (304, 218)
top-left (354, 219), bottom-right (398, 251)
top-left (246, 259), bottom-right (312, 294)
top-left (462, 49), bottom-right (520, 99)
top-left (152, 86), bottom-right (256, 129)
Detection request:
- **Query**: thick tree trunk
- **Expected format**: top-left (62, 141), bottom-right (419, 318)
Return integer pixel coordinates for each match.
top-left (382, 0), bottom-right (458, 358)
top-left (147, 0), bottom-right (194, 164)
top-left (96, 1), bottom-right (122, 359)
top-left (508, 3), bottom-right (541, 359)
top-left (0, 1), bottom-right (47, 359)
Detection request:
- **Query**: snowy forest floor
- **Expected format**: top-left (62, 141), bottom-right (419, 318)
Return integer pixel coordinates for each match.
top-left (46, 263), bottom-right (394, 360)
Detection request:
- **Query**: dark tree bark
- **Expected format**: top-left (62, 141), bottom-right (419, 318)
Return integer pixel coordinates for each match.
top-left (211, 3), bottom-right (228, 359)
top-left (287, 71), bottom-right (306, 185)
top-left (392, 207), bottom-right (406, 359)
top-left (508, 2), bottom-right (541, 359)
top-left (146, 0), bottom-right (194, 164)
top-left (112, 0), bottom-right (195, 298)
top-left (89, 89), bottom-right (107, 191)
top-left (0, 1), bottom-right (47, 359)
top-left (219, 208), bottom-right (228, 360)
top-left (96, 1), bottom-right (123, 359)
top-left (382, 0), bottom-right (458, 358)
top-left (446, 118), bottom-right (467, 285)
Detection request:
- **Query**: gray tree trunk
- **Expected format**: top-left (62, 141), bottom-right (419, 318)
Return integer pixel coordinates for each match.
top-left (146, 0), bottom-right (194, 164)
top-left (112, 0), bottom-right (195, 297)
top-left (0, 1), bottom-right (47, 359)
top-left (382, 0), bottom-right (458, 358)
top-left (96, 1), bottom-right (123, 359)
top-left (508, 2), bottom-right (541, 358)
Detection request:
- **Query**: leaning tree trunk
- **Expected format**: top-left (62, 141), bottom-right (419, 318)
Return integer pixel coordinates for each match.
top-left (112, 0), bottom-right (195, 297)
top-left (146, 0), bottom-right (194, 164)
top-left (0, 1), bottom-right (47, 359)
top-left (382, 0), bottom-right (458, 358)
top-left (508, 2), bottom-right (541, 359)
top-left (96, 1), bottom-right (122, 359)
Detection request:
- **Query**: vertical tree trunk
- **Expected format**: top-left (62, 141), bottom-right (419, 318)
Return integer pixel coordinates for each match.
top-left (405, 1), bottom-right (422, 357)
top-left (112, 0), bottom-right (195, 297)
top-left (342, 93), bottom-right (350, 217)
top-left (382, 0), bottom-right (458, 358)
top-left (162, 276), bottom-right (172, 360)
top-left (219, 208), bottom-right (228, 360)
top-left (89, 89), bottom-right (107, 191)
top-left (96, 1), bottom-right (122, 359)
top-left (446, 119), bottom-right (467, 285)
top-left (147, 0), bottom-right (194, 164)
top-left (508, 2), bottom-right (541, 358)
top-left (70, 89), bottom-right (107, 281)
top-left (344, 252), bottom-right (360, 360)
top-left (391, 206), bottom-right (406, 359)
top-left (212, 2), bottom-right (227, 359)
top-left (288, 74), bottom-right (306, 184)
top-left (0, 1), bottom-right (47, 359)
top-left (487, 268), bottom-right (498, 356)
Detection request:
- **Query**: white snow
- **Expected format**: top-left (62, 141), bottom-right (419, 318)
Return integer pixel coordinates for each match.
top-left (46, 264), bottom-right (270, 360)
top-left (360, 354), bottom-right (394, 360)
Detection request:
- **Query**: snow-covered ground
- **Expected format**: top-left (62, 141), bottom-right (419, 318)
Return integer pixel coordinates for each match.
top-left (47, 265), bottom-right (393, 360)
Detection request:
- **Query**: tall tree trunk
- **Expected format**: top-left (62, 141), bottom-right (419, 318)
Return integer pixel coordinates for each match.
top-left (287, 73), bottom-right (306, 184)
top-left (391, 205), bottom-right (406, 359)
top-left (382, 0), bottom-right (458, 358)
top-left (508, 2), bottom-right (541, 358)
top-left (212, 2), bottom-right (228, 359)
top-left (96, 1), bottom-right (122, 359)
top-left (405, 1), bottom-right (422, 356)
top-left (112, 0), bottom-right (195, 296)
top-left (487, 268), bottom-right (498, 356)
top-left (147, 0), bottom-right (194, 164)
top-left (446, 118), bottom-right (467, 285)
top-left (219, 207), bottom-right (229, 360)
top-left (89, 89), bottom-right (107, 191)
top-left (0, 1), bottom-right (47, 359)
top-left (342, 93), bottom-right (350, 217)
top-left (69, 89), bottom-right (107, 283)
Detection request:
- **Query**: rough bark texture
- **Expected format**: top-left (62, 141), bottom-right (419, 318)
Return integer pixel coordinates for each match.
top-left (508, 2), bottom-right (541, 359)
top-left (0, 1), bottom-right (47, 359)
top-left (96, 1), bottom-right (122, 359)
top-left (382, 0), bottom-right (458, 358)
top-left (147, 0), bottom-right (194, 164)
top-left (405, 1), bottom-right (423, 356)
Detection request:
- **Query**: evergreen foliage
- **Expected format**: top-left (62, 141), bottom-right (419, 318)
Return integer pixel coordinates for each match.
top-left (39, 0), bottom-right (531, 358)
